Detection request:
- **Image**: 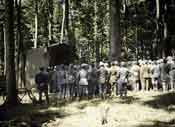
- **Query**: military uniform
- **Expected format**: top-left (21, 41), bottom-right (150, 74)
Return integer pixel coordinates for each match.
top-left (35, 68), bottom-right (49, 104)
top-left (151, 62), bottom-right (160, 90)
top-left (109, 64), bottom-right (119, 96)
top-left (140, 63), bottom-right (145, 91)
top-left (117, 63), bottom-right (129, 97)
top-left (142, 63), bottom-right (151, 91)
top-left (169, 61), bottom-right (175, 91)
top-left (97, 64), bottom-right (108, 99)
top-left (130, 63), bottom-right (140, 91)
top-left (160, 60), bottom-right (170, 91)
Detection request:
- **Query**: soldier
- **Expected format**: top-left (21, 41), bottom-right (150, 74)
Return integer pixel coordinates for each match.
top-left (109, 61), bottom-right (119, 97)
top-left (35, 67), bottom-right (49, 104)
top-left (160, 59), bottom-right (170, 92)
top-left (49, 66), bottom-right (57, 93)
top-left (151, 61), bottom-right (161, 90)
top-left (87, 63), bottom-right (98, 98)
top-left (142, 61), bottom-right (151, 91)
top-left (140, 61), bottom-right (145, 91)
top-left (97, 62), bottom-right (108, 99)
top-left (56, 64), bottom-right (67, 99)
top-left (77, 64), bottom-right (89, 99)
top-left (130, 61), bottom-right (140, 91)
top-left (67, 64), bottom-right (76, 98)
top-left (117, 62), bottom-right (129, 97)
top-left (169, 58), bottom-right (175, 91)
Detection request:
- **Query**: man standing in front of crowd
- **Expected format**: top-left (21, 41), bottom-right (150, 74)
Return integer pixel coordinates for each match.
top-left (35, 67), bottom-right (49, 104)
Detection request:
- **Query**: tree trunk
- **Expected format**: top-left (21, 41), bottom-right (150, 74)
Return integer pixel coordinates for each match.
top-left (155, 0), bottom-right (161, 58)
top-left (48, 0), bottom-right (53, 45)
top-left (3, 24), bottom-right (6, 76)
top-left (0, 25), bottom-right (3, 71)
top-left (65, 0), bottom-right (69, 38)
top-left (4, 0), bottom-right (18, 105)
top-left (60, 1), bottom-right (65, 44)
top-left (156, 0), bottom-right (160, 19)
top-left (94, 0), bottom-right (100, 63)
top-left (34, 0), bottom-right (38, 48)
top-left (15, 0), bottom-right (22, 88)
top-left (109, 0), bottom-right (121, 61)
top-left (162, 15), bottom-right (167, 57)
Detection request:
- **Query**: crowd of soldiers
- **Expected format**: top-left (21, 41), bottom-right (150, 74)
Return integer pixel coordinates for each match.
top-left (35, 56), bottom-right (175, 104)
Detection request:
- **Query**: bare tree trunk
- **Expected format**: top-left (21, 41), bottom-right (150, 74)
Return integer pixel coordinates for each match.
top-left (162, 15), bottom-right (167, 57)
top-left (65, 0), bottom-right (69, 38)
top-left (48, 0), bottom-right (53, 45)
top-left (3, 24), bottom-right (6, 76)
top-left (34, 0), bottom-right (38, 48)
top-left (156, 0), bottom-right (160, 19)
top-left (109, 0), bottom-right (121, 61)
top-left (5, 0), bottom-right (18, 105)
top-left (60, 2), bottom-right (65, 44)
top-left (161, 1), bottom-right (167, 57)
top-left (94, 0), bottom-right (100, 63)
top-left (15, 0), bottom-right (22, 88)
top-left (155, 0), bottom-right (160, 58)
top-left (0, 25), bottom-right (3, 72)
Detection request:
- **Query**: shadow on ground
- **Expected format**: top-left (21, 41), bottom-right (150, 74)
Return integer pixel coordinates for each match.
top-left (0, 103), bottom-right (70, 127)
top-left (136, 119), bottom-right (175, 127)
top-left (107, 96), bottom-right (140, 104)
top-left (143, 92), bottom-right (175, 112)
top-left (76, 96), bottom-right (140, 110)
top-left (116, 96), bottom-right (140, 104)
top-left (76, 98), bottom-right (102, 109)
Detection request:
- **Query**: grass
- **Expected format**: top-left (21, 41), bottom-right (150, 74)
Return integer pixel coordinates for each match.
top-left (0, 91), bottom-right (175, 127)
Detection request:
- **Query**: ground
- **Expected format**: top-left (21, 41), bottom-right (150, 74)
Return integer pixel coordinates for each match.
top-left (0, 91), bottom-right (175, 127)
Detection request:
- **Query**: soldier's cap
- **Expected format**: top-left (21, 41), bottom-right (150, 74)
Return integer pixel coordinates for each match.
top-left (132, 61), bottom-right (137, 64)
top-left (81, 63), bottom-right (88, 68)
top-left (99, 62), bottom-right (104, 66)
top-left (121, 62), bottom-right (126, 66)
top-left (104, 63), bottom-right (108, 66)
top-left (114, 61), bottom-right (118, 65)
top-left (167, 56), bottom-right (173, 60)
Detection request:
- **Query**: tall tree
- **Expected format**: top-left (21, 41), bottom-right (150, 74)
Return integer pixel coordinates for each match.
top-left (34, 0), bottom-right (38, 48)
top-left (65, 0), bottom-right (69, 37)
top-left (94, 0), bottom-right (100, 63)
top-left (15, 0), bottom-right (22, 87)
top-left (48, 0), bottom-right (53, 44)
top-left (60, 0), bottom-right (65, 43)
top-left (5, 0), bottom-right (18, 105)
top-left (109, 0), bottom-right (121, 61)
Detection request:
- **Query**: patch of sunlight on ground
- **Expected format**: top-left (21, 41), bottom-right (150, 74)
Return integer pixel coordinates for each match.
top-left (1, 91), bottom-right (175, 127)
top-left (53, 91), bottom-right (175, 127)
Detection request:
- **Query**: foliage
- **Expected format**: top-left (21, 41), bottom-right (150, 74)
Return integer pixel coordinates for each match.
top-left (1, 0), bottom-right (175, 63)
